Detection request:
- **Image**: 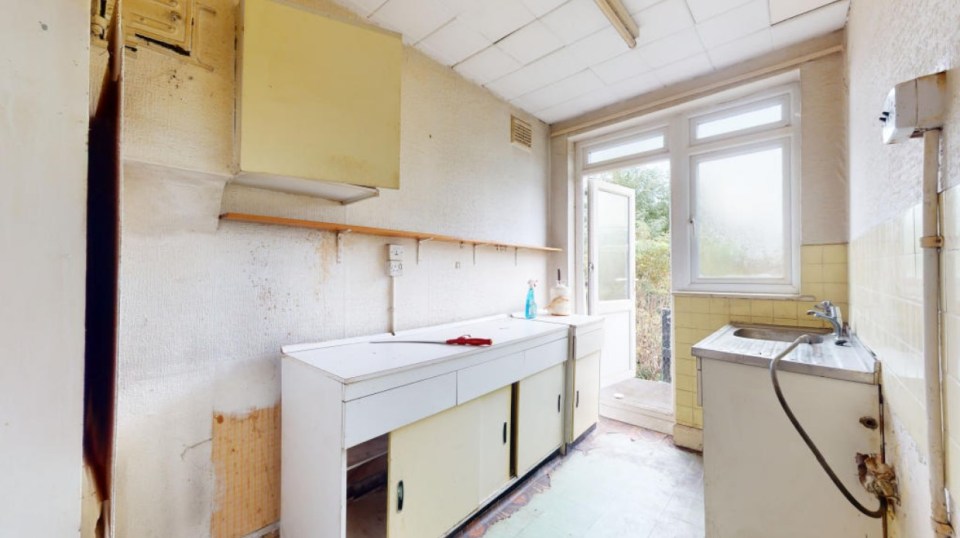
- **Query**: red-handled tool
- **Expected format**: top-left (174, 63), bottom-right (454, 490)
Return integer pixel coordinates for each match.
top-left (371, 335), bottom-right (493, 346)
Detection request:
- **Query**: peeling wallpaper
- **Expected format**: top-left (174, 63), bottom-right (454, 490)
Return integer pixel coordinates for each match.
top-left (110, 0), bottom-right (552, 535)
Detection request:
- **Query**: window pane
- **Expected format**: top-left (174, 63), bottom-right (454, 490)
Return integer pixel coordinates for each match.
top-left (695, 103), bottom-right (783, 140)
top-left (696, 146), bottom-right (784, 279)
top-left (587, 133), bottom-right (665, 164)
top-left (598, 190), bottom-right (631, 300)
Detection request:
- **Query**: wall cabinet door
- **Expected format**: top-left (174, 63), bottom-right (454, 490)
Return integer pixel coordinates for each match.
top-left (238, 0), bottom-right (401, 190)
top-left (387, 386), bottom-right (511, 538)
top-left (572, 351), bottom-right (601, 441)
top-left (515, 363), bottom-right (564, 476)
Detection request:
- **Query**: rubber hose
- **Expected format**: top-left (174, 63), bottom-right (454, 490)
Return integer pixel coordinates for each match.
top-left (769, 335), bottom-right (886, 519)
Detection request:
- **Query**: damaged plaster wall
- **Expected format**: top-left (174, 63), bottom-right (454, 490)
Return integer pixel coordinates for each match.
top-left (846, 0), bottom-right (960, 536)
top-left (0, 1), bottom-right (90, 535)
top-left (111, 0), bottom-right (550, 536)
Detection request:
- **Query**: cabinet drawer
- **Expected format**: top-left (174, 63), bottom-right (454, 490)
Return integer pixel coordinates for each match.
top-left (574, 328), bottom-right (603, 360)
top-left (344, 373), bottom-right (456, 447)
top-left (457, 352), bottom-right (525, 405)
top-left (524, 337), bottom-right (568, 373)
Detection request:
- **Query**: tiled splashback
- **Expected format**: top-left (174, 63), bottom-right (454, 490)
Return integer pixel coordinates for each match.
top-left (672, 244), bottom-right (849, 430)
top-left (849, 186), bottom-right (960, 506)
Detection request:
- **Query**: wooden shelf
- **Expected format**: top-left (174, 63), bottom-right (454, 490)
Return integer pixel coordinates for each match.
top-left (219, 212), bottom-right (562, 253)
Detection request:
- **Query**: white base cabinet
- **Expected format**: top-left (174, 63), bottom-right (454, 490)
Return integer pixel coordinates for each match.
top-left (572, 351), bottom-right (601, 441)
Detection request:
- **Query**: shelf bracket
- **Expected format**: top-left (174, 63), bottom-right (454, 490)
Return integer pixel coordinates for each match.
top-left (337, 230), bottom-right (351, 263)
top-left (417, 238), bottom-right (433, 265)
top-left (473, 244), bottom-right (479, 265)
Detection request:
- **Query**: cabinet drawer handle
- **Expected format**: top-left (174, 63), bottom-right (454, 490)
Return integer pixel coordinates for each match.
top-left (502, 421), bottom-right (508, 444)
top-left (576, 390), bottom-right (580, 408)
top-left (557, 394), bottom-right (561, 413)
top-left (397, 480), bottom-right (404, 512)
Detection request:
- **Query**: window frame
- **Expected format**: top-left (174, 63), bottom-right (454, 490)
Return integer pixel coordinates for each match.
top-left (675, 84), bottom-right (801, 295)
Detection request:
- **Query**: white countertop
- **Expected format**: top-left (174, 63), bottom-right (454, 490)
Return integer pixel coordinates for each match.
top-left (528, 314), bottom-right (604, 329)
top-left (283, 316), bottom-right (567, 384)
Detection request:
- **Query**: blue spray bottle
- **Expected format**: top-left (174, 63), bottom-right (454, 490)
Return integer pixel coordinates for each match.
top-left (524, 280), bottom-right (538, 319)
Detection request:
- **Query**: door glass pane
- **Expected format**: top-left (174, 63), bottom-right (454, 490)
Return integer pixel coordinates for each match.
top-left (695, 145), bottom-right (784, 279)
top-left (694, 102), bottom-right (783, 140)
top-left (597, 190), bottom-right (630, 300)
top-left (587, 132), bottom-right (665, 164)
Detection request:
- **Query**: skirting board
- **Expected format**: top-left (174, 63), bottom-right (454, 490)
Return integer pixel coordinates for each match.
top-left (673, 424), bottom-right (703, 452)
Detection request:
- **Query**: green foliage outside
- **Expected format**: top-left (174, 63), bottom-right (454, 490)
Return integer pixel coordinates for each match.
top-left (604, 162), bottom-right (672, 381)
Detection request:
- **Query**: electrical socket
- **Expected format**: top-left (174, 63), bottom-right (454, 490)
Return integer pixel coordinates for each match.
top-left (387, 244), bottom-right (404, 261)
top-left (387, 260), bottom-right (403, 277)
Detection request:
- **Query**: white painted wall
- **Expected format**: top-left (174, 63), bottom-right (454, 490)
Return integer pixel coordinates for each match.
top-left (846, 0), bottom-right (960, 536)
top-left (0, 2), bottom-right (89, 536)
top-left (111, 1), bottom-right (551, 535)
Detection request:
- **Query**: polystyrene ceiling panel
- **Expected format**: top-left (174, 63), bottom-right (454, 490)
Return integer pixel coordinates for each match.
top-left (567, 27), bottom-right (632, 67)
top-left (454, 46), bottom-right (521, 84)
top-left (539, 0), bottom-right (610, 44)
top-left (496, 21), bottom-right (564, 64)
top-left (769, 0), bottom-right (838, 23)
top-left (418, 19), bottom-right (491, 65)
top-left (695, 0), bottom-right (770, 48)
top-left (370, 0), bottom-right (454, 43)
top-left (632, 0), bottom-right (696, 46)
top-left (513, 69), bottom-right (605, 112)
top-left (707, 29), bottom-right (773, 68)
top-left (591, 49), bottom-right (653, 85)
top-left (460, 0), bottom-right (537, 42)
top-left (653, 52), bottom-right (714, 86)
top-left (520, 0), bottom-right (567, 17)
top-left (770, 0), bottom-right (848, 48)
top-left (637, 27), bottom-right (705, 69)
top-left (685, 0), bottom-right (752, 23)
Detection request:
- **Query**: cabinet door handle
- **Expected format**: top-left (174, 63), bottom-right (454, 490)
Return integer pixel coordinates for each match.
top-left (502, 421), bottom-right (508, 444)
top-left (397, 480), bottom-right (404, 512)
top-left (557, 394), bottom-right (561, 413)
top-left (576, 390), bottom-right (580, 408)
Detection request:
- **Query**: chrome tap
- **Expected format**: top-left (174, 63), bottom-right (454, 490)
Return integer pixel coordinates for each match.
top-left (807, 300), bottom-right (847, 345)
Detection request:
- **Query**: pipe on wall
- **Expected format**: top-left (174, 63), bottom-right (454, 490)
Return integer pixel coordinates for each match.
top-left (920, 129), bottom-right (953, 538)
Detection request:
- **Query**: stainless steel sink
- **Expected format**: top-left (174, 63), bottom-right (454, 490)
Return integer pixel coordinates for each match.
top-left (733, 326), bottom-right (828, 344)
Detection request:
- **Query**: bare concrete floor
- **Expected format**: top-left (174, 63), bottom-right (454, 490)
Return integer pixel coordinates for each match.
top-left (456, 418), bottom-right (704, 538)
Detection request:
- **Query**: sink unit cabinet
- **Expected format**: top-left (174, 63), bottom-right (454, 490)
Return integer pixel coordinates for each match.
top-left (236, 0), bottom-right (402, 201)
top-left (281, 317), bottom-right (569, 538)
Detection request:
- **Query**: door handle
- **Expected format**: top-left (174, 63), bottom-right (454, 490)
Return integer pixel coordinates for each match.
top-left (576, 390), bottom-right (580, 408)
top-left (502, 421), bottom-right (508, 444)
top-left (557, 394), bottom-right (561, 413)
top-left (397, 480), bottom-right (404, 512)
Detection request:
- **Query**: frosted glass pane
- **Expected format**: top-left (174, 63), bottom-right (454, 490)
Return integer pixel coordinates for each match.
top-left (695, 103), bottom-right (783, 139)
top-left (696, 146), bottom-right (784, 279)
top-left (587, 134), bottom-right (665, 164)
top-left (598, 190), bottom-right (630, 301)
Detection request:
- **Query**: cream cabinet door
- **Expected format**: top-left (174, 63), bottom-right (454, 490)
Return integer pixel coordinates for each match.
top-left (387, 386), bottom-right (511, 538)
top-left (239, 0), bottom-right (402, 189)
top-left (515, 363), bottom-right (564, 476)
top-left (573, 352), bottom-right (601, 441)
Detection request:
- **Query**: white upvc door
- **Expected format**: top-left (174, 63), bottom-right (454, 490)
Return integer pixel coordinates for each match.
top-left (587, 179), bottom-right (637, 387)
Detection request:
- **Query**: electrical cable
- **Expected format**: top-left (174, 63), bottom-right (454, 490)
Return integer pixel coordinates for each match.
top-left (769, 335), bottom-right (886, 519)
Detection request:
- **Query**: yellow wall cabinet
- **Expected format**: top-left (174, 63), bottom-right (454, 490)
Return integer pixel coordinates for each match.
top-left (387, 386), bottom-right (511, 538)
top-left (515, 363), bottom-right (565, 476)
top-left (236, 0), bottom-right (402, 203)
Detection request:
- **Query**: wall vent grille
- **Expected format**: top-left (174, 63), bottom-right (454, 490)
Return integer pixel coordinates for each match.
top-left (510, 116), bottom-right (533, 150)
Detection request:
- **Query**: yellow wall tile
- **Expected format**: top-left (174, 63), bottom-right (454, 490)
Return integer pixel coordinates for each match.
top-left (675, 406), bottom-right (694, 426)
top-left (823, 264), bottom-right (848, 283)
top-left (773, 301), bottom-right (797, 320)
top-left (801, 245), bottom-right (823, 265)
top-left (802, 264), bottom-right (824, 285)
top-left (709, 298), bottom-right (730, 314)
top-left (751, 300), bottom-right (774, 318)
top-left (730, 299), bottom-right (751, 316)
top-left (822, 244), bottom-right (848, 264)
top-left (676, 374), bottom-right (697, 392)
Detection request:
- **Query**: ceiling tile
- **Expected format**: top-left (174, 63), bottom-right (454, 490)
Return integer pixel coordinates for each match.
top-left (520, 0), bottom-right (567, 17)
top-left (652, 52), bottom-right (714, 86)
top-left (536, 87), bottom-right (624, 124)
top-left (567, 27), bottom-right (632, 67)
top-left (696, 0), bottom-right (770, 49)
top-left (497, 21), bottom-right (564, 64)
top-left (637, 27), bottom-right (705, 69)
top-left (331, 0), bottom-right (388, 17)
top-left (460, 0), bottom-right (537, 42)
top-left (632, 0), bottom-right (696, 46)
top-left (621, 0), bottom-right (661, 14)
top-left (685, 0), bottom-right (752, 23)
top-left (513, 70), bottom-right (605, 111)
top-left (770, 0), bottom-right (848, 48)
top-left (769, 0), bottom-right (838, 24)
top-left (591, 49), bottom-right (654, 85)
top-left (485, 68), bottom-right (548, 101)
top-left (418, 19), bottom-right (492, 66)
top-left (371, 0), bottom-right (455, 43)
top-left (454, 46), bottom-right (522, 84)
top-left (607, 72), bottom-right (663, 100)
top-left (493, 46), bottom-right (589, 91)
top-left (707, 29), bottom-right (773, 69)
top-left (540, 0), bottom-right (611, 44)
